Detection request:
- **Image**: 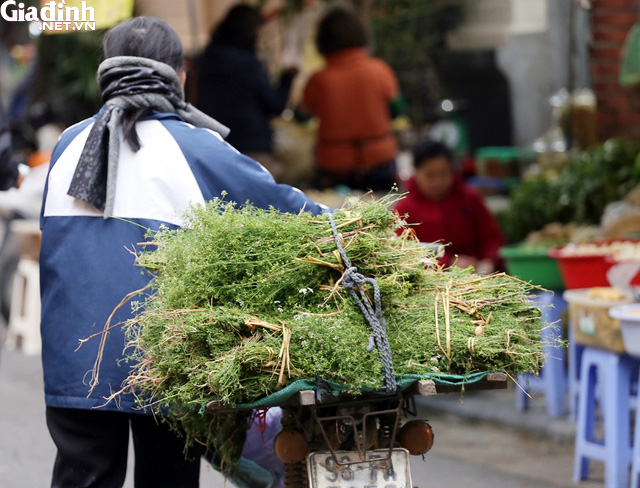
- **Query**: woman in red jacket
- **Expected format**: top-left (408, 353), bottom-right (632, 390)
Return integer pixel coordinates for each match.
top-left (394, 140), bottom-right (505, 274)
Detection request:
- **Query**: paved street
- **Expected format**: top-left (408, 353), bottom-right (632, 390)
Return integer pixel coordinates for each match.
top-left (0, 344), bottom-right (603, 488)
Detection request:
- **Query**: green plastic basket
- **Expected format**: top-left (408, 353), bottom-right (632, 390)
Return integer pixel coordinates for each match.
top-left (499, 244), bottom-right (564, 290)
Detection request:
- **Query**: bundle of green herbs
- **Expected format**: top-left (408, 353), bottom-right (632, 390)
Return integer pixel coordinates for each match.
top-left (113, 194), bottom-right (544, 461)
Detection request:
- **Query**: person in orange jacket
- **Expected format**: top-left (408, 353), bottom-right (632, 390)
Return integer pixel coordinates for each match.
top-left (301, 7), bottom-right (405, 192)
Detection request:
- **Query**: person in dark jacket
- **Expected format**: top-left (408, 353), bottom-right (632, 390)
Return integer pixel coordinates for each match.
top-left (0, 101), bottom-right (21, 190)
top-left (196, 4), bottom-right (294, 180)
top-left (40, 16), bottom-right (324, 488)
top-left (394, 140), bottom-right (505, 274)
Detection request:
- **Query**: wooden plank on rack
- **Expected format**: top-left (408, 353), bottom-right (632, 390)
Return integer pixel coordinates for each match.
top-left (297, 390), bottom-right (317, 405)
top-left (417, 380), bottom-right (438, 396)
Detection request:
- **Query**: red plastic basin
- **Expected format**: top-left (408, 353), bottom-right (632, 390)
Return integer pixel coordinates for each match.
top-left (548, 241), bottom-right (640, 289)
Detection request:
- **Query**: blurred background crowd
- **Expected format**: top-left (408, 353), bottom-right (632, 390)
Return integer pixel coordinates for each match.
top-left (2, 0), bottom-right (639, 332)
top-left (1, 0), bottom-right (640, 326)
top-left (0, 0), bottom-right (623, 227)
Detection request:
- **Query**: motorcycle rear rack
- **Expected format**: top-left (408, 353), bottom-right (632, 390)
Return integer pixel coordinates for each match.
top-left (309, 390), bottom-right (405, 466)
top-left (204, 372), bottom-right (508, 414)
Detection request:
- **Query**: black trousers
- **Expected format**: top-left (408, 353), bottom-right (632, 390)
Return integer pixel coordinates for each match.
top-left (46, 406), bottom-right (202, 488)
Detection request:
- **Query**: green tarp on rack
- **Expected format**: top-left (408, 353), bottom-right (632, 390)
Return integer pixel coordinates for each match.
top-left (202, 370), bottom-right (500, 411)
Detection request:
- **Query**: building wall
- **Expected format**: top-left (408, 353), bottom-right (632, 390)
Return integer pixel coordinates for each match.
top-left (447, 0), bottom-right (559, 148)
top-left (590, 0), bottom-right (640, 141)
top-left (496, 32), bottom-right (555, 147)
top-left (445, 0), bottom-right (640, 148)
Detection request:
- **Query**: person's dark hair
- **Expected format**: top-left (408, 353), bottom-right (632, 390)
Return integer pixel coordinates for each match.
top-left (412, 139), bottom-right (455, 169)
top-left (102, 16), bottom-right (185, 151)
top-left (209, 4), bottom-right (261, 52)
top-left (316, 7), bottom-right (368, 57)
top-left (103, 16), bottom-right (184, 70)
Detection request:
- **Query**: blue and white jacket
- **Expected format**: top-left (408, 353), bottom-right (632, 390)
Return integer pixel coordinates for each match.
top-left (40, 110), bottom-right (325, 412)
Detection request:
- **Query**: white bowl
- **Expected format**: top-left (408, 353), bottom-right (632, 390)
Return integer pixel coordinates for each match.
top-left (609, 303), bottom-right (640, 358)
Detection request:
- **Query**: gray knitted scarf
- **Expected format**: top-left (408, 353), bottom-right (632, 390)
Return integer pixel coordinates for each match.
top-left (67, 56), bottom-right (230, 218)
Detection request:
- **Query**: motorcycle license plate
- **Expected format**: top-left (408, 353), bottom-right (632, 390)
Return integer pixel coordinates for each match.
top-left (307, 448), bottom-right (412, 488)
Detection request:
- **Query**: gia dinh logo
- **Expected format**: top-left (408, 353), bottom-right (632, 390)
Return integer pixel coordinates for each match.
top-left (1, 1), bottom-right (96, 32)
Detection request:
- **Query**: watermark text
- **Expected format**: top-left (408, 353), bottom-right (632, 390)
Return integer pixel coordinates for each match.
top-left (1, 1), bottom-right (96, 31)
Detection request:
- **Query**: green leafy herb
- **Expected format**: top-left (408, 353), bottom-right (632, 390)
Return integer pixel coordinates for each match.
top-left (115, 194), bottom-right (544, 465)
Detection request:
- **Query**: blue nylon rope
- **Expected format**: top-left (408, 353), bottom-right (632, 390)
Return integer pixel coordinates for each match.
top-left (326, 213), bottom-right (397, 392)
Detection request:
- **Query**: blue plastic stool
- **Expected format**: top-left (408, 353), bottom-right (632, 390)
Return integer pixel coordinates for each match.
top-left (573, 346), bottom-right (639, 488)
top-left (516, 291), bottom-right (568, 417)
top-left (568, 327), bottom-right (585, 421)
top-left (631, 368), bottom-right (640, 488)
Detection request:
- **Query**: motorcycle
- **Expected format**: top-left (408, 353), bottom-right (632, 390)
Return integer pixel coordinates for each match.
top-left (206, 372), bottom-right (507, 488)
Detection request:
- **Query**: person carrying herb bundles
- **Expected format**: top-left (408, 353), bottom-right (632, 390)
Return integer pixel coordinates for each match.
top-left (39, 16), bottom-right (325, 488)
top-left (394, 139), bottom-right (505, 274)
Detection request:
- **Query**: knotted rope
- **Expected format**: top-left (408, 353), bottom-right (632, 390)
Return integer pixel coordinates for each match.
top-left (326, 213), bottom-right (397, 392)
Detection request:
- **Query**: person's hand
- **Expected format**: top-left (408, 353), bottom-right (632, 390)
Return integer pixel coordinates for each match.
top-left (475, 258), bottom-right (495, 275)
top-left (454, 255), bottom-right (477, 269)
top-left (14, 171), bottom-right (24, 189)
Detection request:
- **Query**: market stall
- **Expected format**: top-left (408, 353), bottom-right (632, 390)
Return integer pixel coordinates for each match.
top-left (498, 137), bottom-right (640, 487)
